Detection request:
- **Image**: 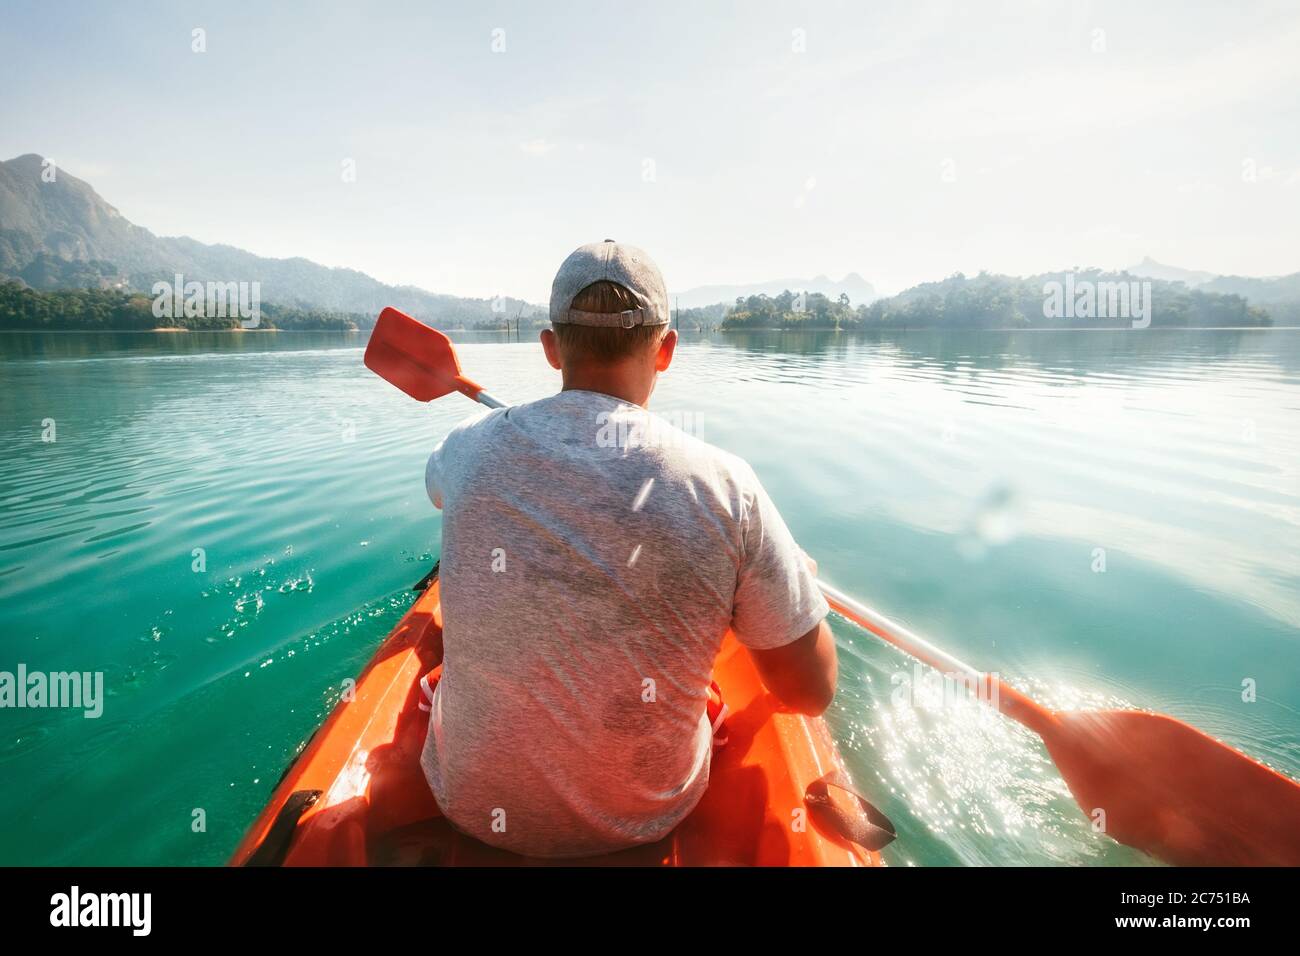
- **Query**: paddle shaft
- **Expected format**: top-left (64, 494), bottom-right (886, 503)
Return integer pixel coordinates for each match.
top-left (461, 380), bottom-right (506, 409)
top-left (818, 580), bottom-right (1059, 737)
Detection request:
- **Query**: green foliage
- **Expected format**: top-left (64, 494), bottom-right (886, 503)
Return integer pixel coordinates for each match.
top-left (17, 253), bottom-right (125, 290)
top-left (0, 272), bottom-right (556, 331)
top-left (1, 269), bottom-right (1278, 333)
top-left (720, 271), bottom-right (1273, 330)
top-left (721, 290), bottom-right (862, 330)
top-left (675, 303), bottom-right (728, 330)
top-left (0, 281), bottom-right (370, 331)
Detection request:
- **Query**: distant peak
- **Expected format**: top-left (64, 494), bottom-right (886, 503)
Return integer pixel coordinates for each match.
top-left (1127, 256), bottom-right (1215, 283)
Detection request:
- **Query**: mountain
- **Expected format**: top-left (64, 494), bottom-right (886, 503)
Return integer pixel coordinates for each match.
top-left (0, 153), bottom-right (539, 325)
top-left (1123, 254), bottom-right (1300, 320)
top-left (1125, 256), bottom-right (1215, 287)
top-left (1200, 271), bottom-right (1300, 304)
top-left (672, 272), bottom-right (876, 310)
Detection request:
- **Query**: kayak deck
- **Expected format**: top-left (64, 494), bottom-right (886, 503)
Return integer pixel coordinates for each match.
top-left (230, 575), bottom-right (884, 866)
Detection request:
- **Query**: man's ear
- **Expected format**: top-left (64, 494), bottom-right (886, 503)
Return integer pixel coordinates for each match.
top-left (540, 328), bottom-right (563, 370)
top-left (654, 329), bottom-right (678, 372)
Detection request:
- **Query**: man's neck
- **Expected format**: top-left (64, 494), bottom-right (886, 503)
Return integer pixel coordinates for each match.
top-left (559, 365), bottom-right (654, 407)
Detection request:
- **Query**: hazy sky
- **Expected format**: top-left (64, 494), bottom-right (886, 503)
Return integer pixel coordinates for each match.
top-left (3, 0), bottom-right (1298, 299)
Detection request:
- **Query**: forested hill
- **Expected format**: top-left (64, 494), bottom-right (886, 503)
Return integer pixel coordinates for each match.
top-left (0, 282), bottom-right (359, 331)
top-left (719, 271), bottom-right (1276, 330)
top-left (0, 281), bottom-right (550, 332)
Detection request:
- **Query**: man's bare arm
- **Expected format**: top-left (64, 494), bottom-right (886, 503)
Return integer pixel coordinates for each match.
top-left (747, 617), bottom-right (838, 715)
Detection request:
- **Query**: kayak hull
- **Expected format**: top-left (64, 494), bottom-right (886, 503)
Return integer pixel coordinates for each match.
top-left (230, 576), bottom-right (884, 866)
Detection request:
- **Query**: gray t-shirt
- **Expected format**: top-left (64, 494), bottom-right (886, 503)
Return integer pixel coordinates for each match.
top-left (419, 388), bottom-right (828, 858)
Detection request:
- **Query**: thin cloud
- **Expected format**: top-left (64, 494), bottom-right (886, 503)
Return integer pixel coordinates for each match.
top-left (519, 138), bottom-right (557, 157)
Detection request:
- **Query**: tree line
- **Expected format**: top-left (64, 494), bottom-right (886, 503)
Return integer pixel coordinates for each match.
top-left (0, 282), bottom-right (541, 331)
top-left (0, 282), bottom-right (368, 330)
top-left (2, 268), bottom-right (1278, 332)
top-left (720, 271), bottom-right (1272, 330)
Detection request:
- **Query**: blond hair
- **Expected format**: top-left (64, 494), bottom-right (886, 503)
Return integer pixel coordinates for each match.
top-left (552, 281), bottom-right (668, 362)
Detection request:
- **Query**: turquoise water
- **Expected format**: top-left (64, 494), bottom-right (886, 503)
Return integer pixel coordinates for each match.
top-left (1, 329), bottom-right (1298, 866)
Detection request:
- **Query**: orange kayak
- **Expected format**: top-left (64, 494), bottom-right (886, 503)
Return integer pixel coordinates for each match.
top-left (230, 568), bottom-right (889, 866)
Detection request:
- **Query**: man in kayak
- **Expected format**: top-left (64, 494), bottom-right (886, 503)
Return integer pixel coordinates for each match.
top-left (421, 239), bottom-right (836, 858)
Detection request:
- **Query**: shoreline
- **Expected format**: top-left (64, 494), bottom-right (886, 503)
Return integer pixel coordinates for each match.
top-left (0, 327), bottom-right (537, 335)
top-left (3, 325), bottom-right (1297, 335)
top-left (717, 325), bottom-right (1298, 333)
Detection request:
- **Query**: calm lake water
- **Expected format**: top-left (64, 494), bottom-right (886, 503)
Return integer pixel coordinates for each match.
top-left (2, 328), bottom-right (1298, 866)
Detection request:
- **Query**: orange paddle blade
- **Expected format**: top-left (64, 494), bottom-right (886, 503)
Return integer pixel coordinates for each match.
top-left (363, 307), bottom-right (485, 403)
top-left (820, 580), bottom-right (1300, 865)
top-left (1042, 709), bottom-right (1300, 865)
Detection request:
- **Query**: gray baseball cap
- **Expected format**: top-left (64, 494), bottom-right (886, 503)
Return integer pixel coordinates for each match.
top-left (549, 239), bottom-right (670, 328)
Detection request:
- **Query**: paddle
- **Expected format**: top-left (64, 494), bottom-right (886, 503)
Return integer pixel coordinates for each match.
top-left (364, 307), bottom-right (506, 408)
top-left (363, 307), bottom-right (1300, 866)
top-left (818, 583), bottom-right (1300, 866)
